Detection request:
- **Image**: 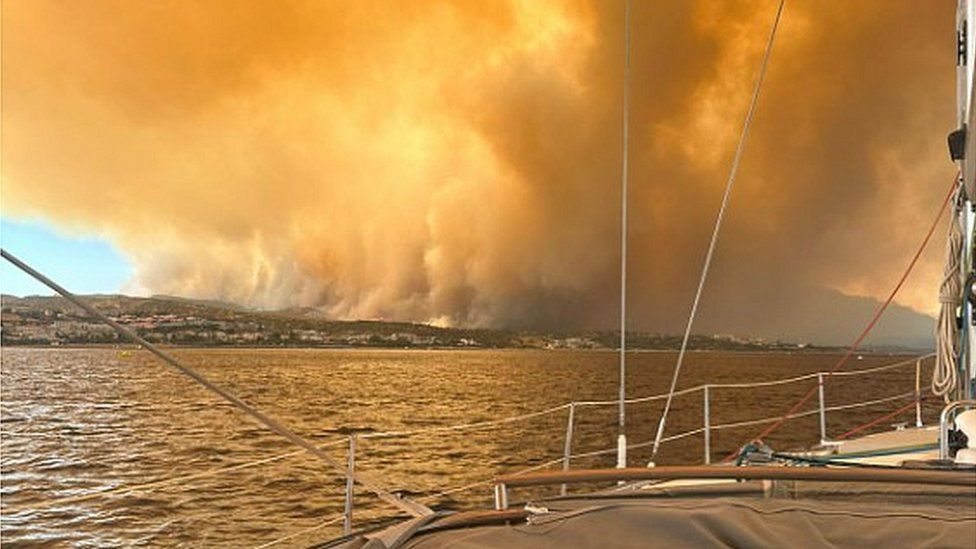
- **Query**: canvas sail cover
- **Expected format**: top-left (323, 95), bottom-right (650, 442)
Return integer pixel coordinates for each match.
top-left (326, 482), bottom-right (976, 549)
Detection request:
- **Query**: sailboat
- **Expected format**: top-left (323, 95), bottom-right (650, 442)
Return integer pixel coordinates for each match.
top-left (1, 0), bottom-right (974, 547)
top-left (313, 1), bottom-right (976, 546)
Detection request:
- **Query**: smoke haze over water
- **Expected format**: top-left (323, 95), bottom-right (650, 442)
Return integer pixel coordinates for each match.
top-left (0, 1), bottom-right (957, 345)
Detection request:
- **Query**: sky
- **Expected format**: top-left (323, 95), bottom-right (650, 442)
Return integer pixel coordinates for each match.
top-left (0, 219), bottom-right (134, 296)
top-left (0, 1), bottom-right (960, 345)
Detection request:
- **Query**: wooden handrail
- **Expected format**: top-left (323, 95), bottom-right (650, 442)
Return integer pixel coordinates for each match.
top-left (496, 466), bottom-right (976, 489)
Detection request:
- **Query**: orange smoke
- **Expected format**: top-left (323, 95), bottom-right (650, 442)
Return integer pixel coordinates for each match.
top-left (0, 1), bottom-right (957, 344)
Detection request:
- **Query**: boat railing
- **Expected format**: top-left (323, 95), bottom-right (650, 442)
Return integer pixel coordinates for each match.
top-left (269, 352), bottom-right (939, 541)
top-left (5, 352), bottom-right (937, 544)
top-left (939, 399), bottom-right (976, 459)
top-left (338, 353), bottom-right (936, 534)
top-left (259, 360), bottom-right (944, 548)
top-left (492, 465), bottom-right (976, 510)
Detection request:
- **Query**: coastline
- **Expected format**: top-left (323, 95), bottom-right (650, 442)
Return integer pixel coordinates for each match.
top-left (0, 343), bottom-right (921, 356)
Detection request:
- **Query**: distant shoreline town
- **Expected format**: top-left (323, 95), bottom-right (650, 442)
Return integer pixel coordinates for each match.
top-left (0, 294), bottom-right (875, 353)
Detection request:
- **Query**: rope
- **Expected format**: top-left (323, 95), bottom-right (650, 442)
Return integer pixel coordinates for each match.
top-left (708, 391), bottom-right (914, 432)
top-left (572, 354), bottom-right (928, 408)
top-left (934, 178), bottom-right (964, 400)
top-left (708, 355), bottom-right (929, 388)
top-left (650, 0), bottom-right (787, 461)
top-left (0, 248), bottom-right (431, 518)
top-left (721, 175), bottom-right (959, 463)
top-left (836, 396), bottom-right (925, 440)
top-left (769, 452), bottom-right (937, 469)
top-left (359, 403), bottom-right (571, 439)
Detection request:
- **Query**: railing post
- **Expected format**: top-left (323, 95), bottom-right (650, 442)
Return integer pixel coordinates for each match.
top-left (561, 403), bottom-right (576, 496)
top-left (343, 434), bottom-right (356, 535)
top-left (703, 385), bottom-right (711, 464)
top-left (818, 373), bottom-right (827, 444)
top-left (915, 358), bottom-right (923, 427)
top-left (494, 482), bottom-right (509, 510)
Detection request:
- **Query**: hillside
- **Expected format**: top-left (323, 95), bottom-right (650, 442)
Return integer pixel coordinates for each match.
top-left (0, 294), bottom-right (833, 351)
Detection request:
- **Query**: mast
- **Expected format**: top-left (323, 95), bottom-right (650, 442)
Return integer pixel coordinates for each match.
top-left (953, 0), bottom-right (976, 400)
top-left (617, 0), bottom-right (632, 469)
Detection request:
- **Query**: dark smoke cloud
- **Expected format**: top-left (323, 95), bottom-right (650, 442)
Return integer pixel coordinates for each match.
top-left (1, 1), bottom-right (957, 344)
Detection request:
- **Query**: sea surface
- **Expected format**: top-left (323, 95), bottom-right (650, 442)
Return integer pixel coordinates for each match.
top-left (0, 348), bottom-right (939, 547)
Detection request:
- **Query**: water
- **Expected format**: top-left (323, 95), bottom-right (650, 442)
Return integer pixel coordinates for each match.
top-left (0, 348), bottom-right (937, 547)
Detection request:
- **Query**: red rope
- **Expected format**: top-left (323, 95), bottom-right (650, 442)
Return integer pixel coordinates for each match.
top-left (721, 174), bottom-right (959, 463)
top-left (835, 396), bottom-right (923, 440)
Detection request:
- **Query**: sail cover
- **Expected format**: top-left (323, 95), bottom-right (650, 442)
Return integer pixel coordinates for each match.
top-left (326, 483), bottom-right (975, 548)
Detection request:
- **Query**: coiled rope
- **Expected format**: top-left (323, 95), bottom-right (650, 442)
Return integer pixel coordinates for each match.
top-left (934, 177), bottom-right (964, 399)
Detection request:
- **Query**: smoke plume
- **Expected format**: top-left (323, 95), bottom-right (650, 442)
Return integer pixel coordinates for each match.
top-left (1, 1), bottom-right (958, 344)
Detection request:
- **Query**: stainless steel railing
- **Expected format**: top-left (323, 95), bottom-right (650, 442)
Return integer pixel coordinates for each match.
top-left (939, 399), bottom-right (976, 459)
top-left (5, 353), bottom-right (936, 544)
top-left (338, 353), bottom-right (935, 530)
top-left (559, 355), bottom-right (931, 466)
top-left (278, 353), bottom-right (936, 542)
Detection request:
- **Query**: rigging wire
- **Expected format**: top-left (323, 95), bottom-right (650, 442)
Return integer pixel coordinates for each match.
top-left (720, 174), bottom-right (960, 463)
top-left (0, 248), bottom-right (432, 518)
top-left (649, 0), bottom-right (786, 462)
top-left (835, 396), bottom-right (925, 441)
top-left (617, 0), bottom-right (632, 467)
top-left (768, 451), bottom-right (939, 470)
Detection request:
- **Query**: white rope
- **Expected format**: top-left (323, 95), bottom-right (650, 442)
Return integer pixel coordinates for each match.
top-left (579, 355), bottom-right (927, 407)
top-left (359, 403), bottom-right (571, 439)
top-left (575, 385), bottom-right (701, 407)
top-left (650, 0), bottom-right (786, 462)
top-left (934, 180), bottom-right (963, 400)
top-left (530, 391), bottom-right (917, 468)
top-left (811, 354), bottom-right (932, 377)
top-left (709, 391), bottom-right (915, 432)
top-left (707, 354), bottom-right (930, 388)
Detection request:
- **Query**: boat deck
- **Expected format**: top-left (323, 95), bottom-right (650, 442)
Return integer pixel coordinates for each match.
top-left (808, 426), bottom-right (940, 465)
